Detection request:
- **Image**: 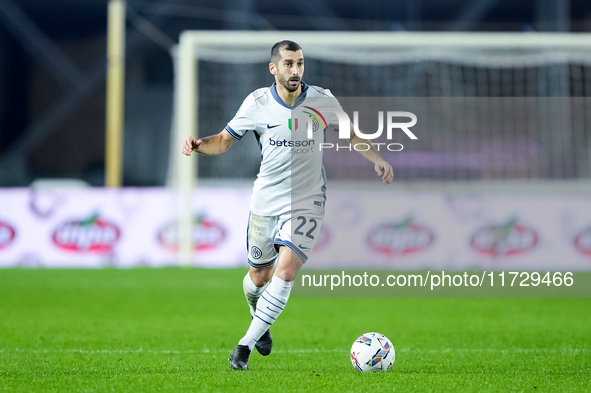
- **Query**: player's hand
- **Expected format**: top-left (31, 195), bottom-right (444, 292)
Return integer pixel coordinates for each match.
top-left (182, 136), bottom-right (202, 156)
top-left (375, 160), bottom-right (394, 185)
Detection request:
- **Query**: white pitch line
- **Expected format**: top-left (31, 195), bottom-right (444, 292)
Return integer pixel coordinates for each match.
top-left (0, 348), bottom-right (588, 354)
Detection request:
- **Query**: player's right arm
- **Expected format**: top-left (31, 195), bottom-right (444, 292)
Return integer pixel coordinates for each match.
top-left (183, 91), bottom-right (257, 157)
top-left (181, 129), bottom-right (236, 156)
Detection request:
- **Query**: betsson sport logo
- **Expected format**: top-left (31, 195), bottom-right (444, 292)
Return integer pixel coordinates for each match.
top-left (470, 218), bottom-right (538, 257)
top-left (158, 214), bottom-right (226, 252)
top-left (52, 214), bottom-right (120, 253)
top-left (366, 216), bottom-right (434, 256)
top-left (574, 226), bottom-right (591, 257)
top-left (0, 220), bottom-right (16, 250)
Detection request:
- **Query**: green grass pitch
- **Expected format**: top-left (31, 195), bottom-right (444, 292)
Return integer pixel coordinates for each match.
top-left (0, 268), bottom-right (589, 392)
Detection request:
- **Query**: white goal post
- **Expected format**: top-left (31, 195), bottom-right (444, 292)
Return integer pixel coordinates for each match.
top-left (171, 31), bottom-right (591, 265)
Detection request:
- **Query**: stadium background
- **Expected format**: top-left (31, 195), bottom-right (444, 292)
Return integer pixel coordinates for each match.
top-left (0, 0), bottom-right (590, 187)
top-left (1, 1), bottom-right (591, 268)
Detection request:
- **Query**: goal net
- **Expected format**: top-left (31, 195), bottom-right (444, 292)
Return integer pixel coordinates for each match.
top-left (168, 31), bottom-right (591, 262)
top-left (170, 31), bottom-right (591, 184)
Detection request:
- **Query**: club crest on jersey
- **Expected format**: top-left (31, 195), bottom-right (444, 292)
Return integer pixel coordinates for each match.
top-left (303, 106), bottom-right (328, 132)
top-left (306, 118), bottom-right (320, 132)
top-left (288, 118), bottom-right (298, 131)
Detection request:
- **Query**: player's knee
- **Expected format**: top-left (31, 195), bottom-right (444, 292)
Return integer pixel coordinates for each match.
top-left (275, 252), bottom-right (303, 282)
top-left (251, 275), bottom-right (269, 287)
top-left (250, 266), bottom-right (273, 287)
top-left (274, 266), bottom-right (297, 282)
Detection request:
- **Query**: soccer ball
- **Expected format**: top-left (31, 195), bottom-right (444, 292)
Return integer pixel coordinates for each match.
top-left (350, 332), bottom-right (395, 372)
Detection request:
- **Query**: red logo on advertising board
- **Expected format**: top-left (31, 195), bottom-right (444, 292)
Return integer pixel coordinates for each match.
top-left (574, 226), bottom-right (591, 257)
top-left (470, 218), bottom-right (538, 257)
top-left (0, 221), bottom-right (16, 250)
top-left (52, 214), bottom-right (120, 253)
top-left (158, 214), bottom-right (226, 252)
top-left (367, 217), bottom-right (434, 256)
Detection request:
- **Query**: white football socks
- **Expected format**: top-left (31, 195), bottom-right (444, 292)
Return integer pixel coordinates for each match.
top-left (243, 273), bottom-right (269, 317)
top-left (239, 275), bottom-right (293, 350)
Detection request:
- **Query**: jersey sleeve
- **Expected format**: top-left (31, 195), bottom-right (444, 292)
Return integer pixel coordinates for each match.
top-left (320, 89), bottom-right (344, 131)
top-left (225, 93), bottom-right (257, 140)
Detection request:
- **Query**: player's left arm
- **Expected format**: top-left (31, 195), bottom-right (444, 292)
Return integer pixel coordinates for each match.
top-left (347, 125), bottom-right (394, 185)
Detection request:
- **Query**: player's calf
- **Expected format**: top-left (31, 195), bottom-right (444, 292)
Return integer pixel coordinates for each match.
top-left (237, 275), bottom-right (292, 352)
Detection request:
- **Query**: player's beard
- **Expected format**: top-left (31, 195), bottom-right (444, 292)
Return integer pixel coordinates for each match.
top-left (278, 74), bottom-right (301, 93)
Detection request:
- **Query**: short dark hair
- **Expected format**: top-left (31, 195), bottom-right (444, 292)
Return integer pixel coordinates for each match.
top-left (271, 40), bottom-right (302, 64)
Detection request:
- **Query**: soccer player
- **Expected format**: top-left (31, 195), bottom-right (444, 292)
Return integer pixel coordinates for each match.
top-left (182, 40), bottom-right (393, 370)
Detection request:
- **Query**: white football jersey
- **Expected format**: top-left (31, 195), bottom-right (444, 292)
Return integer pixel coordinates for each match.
top-left (225, 82), bottom-right (341, 216)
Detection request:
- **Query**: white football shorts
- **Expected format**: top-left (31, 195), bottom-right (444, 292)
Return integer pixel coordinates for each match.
top-left (247, 210), bottom-right (323, 268)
